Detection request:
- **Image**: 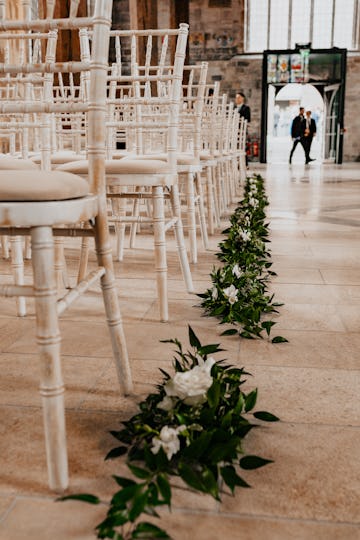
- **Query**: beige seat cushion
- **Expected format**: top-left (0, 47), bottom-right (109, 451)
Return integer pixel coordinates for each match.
top-left (58, 159), bottom-right (172, 175)
top-left (0, 170), bottom-right (89, 201)
top-left (31, 151), bottom-right (87, 165)
top-left (0, 157), bottom-right (40, 170)
top-left (121, 153), bottom-right (199, 166)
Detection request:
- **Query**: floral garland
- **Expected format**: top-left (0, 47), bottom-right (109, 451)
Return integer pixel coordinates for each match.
top-left (198, 173), bottom-right (287, 342)
top-left (61, 327), bottom-right (279, 539)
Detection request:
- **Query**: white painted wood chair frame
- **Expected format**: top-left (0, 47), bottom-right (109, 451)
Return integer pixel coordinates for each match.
top-left (176, 62), bottom-right (209, 263)
top-left (94, 25), bottom-right (194, 322)
top-left (0, 0), bottom-right (132, 492)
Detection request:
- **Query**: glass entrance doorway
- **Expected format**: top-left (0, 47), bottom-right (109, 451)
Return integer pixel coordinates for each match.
top-left (260, 47), bottom-right (347, 164)
top-left (267, 83), bottom-right (324, 164)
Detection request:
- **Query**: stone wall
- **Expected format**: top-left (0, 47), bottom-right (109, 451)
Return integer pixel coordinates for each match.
top-left (344, 54), bottom-right (360, 161)
top-left (189, 0), bottom-right (244, 62)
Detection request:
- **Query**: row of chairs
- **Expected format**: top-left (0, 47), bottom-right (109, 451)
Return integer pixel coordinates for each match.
top-left (0, 0), bottom-right (247, 492)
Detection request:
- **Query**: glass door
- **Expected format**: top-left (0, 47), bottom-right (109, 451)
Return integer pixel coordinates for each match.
top-left (323, 84), bottom-right (340, 162)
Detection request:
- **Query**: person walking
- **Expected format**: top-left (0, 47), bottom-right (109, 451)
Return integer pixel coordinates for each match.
top-left (303, 110), bottom-right (317, 164)
top-left (289, 107), bottom-right (305, 164)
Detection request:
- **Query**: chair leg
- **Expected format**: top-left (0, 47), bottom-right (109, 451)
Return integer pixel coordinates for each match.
top-left (152, 185), bottom-right (168, 322)
top-left (54, 238), bottom-right (70, 290)
top-left (115, 187), bottom-right (127, 260)
top-left (194, 172), bottom-right (209, 250)
top-left (205, 166), bottom-right (215, 236)
top-left (24, 236), bottom-right (32, 259)
top-left (1, 235), bottom-right (10, 259)
top-left (77, 236), bottom-right (90, 283)
top-left (10, 236), bottom-right (26, 317)
top-left (169, 184), bottom-right (194, 293)
top-left (186, 172), bottom-right (197, 264)
top-left (93, 209), bottom-right (133, 394)
top-left (31, 226), bottom-right (68, 492)
top-left (129, 186), bottom-right (140, 249)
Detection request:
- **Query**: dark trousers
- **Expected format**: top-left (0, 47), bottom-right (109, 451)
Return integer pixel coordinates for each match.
top-left (289, 138), bottom-right (306, 163)
top-left (302, 136), bottom-right (313, 163)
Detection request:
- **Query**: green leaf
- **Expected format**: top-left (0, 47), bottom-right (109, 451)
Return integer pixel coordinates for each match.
top-left (201, 467), bottom-right (219, 500)
top-left (198, 344), bottom-right (222, 356)
top-left (157, 474), bottom-right (171, 506)
top-left (220, 328), bottom-right (238, 336)
top-left (178, 462), bottom-right (206, 493)
top-left (221, 410), bottom-right (233, 429)
top-left (261, 320), bottom-right (276, 336)
top-left (105, 446), bottom-right (128, 460)
top-left (109, 429), bottom-right (132, 444)
top-left (129, 490), bottom-right (148, 522)
top-left (240, 455), bottom-right (274, 470)
top-left (253, 410), bottom-right (280, 422)
top-left (58, 493), bottom-right (100, 505)
top-left (207, 380), bottom-right (221, 408)
top-left (132, 522), bottom-right (171, 538)
top-left (271, 336), bottom-right (289, 343)
top-left (112, 476), bottom-right (136, 489)
top-left (111, 484), bottom-right (140, 507)
top-left (188, 326), bottom-right (202, 349)
top-left (234, 393), bottom-right (245, 414)
top-left (128, 464), bottom-right (151, 479)
top-left (220, 465), bottom-right (251, 492)
top-left (244, 388), bottom-right (258, 412)
top-left (182, 431), bottom-right (213, 460)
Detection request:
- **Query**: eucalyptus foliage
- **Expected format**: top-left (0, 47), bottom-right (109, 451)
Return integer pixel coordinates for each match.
top-left (60, 327), bottom-right (279, 539)
top-left (198, 174), bottom-right (288, 342)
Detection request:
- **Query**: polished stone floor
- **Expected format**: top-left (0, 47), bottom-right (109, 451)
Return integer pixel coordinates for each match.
top-left (0, 162), bottom-right (359, 539)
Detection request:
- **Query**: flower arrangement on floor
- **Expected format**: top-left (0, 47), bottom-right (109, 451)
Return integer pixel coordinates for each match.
top-left (61, 327), bottom-right (279, 539)
top-left (198, 173), bottom-right (287, 342)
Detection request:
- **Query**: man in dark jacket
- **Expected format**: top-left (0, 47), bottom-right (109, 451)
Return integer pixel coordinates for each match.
top-left (303, 110), bottom-right (317, 164)
top-left (235, 92), bottom-right (251, 165)
top-left (235, 92), bottom-right (251, 122)
top-left (289, 107), bottom-right (305, 164)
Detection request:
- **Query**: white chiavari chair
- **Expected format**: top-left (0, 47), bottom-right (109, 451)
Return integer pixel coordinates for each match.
top-left (59, 25), bottom-right (194, 323)
top-left (0, 0), bottom-right (132, 492)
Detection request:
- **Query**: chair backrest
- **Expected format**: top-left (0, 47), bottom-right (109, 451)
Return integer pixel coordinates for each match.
top-left (104, 25), bottom-right (189, 171)
top-left (0, 0), bottom-right (113, 195)
top-left (178, 61), bottom-right (208, 159)
top-left (201, 80), bottom-right (220, 157)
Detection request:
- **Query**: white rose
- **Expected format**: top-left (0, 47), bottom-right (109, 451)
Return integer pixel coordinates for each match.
top-left (223, 284), bottom-right (238, 305)
top-left (157, 396), bottom-right (174, 411)
top-left (232, 264), bottom-right (242, 279)
top-left (239, 229), bottom-right (251, 242)
top-left (151, 425), bottom-right (185, 460)
top-left (164, 357), bottom-right (215, 407)
top-left (248, 197), bottom-right (259, 208)
top-left (212, 286), bottom-right (218, 300)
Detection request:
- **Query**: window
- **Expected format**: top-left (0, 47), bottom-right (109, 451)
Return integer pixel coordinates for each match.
top-left (246, 0), bottom-right (359, 52)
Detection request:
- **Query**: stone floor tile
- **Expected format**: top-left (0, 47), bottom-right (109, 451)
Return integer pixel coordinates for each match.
top-left (0, 353), bottom-right (111, 409)
top-left (220, 422), bottom-right (360, 523)
top-left (271, 283), bottom-right (360, 305)
top-left (239, 329), bottom-right (360, 370)
top-left (337, 305), bottom-right (360, 332)
top-left (0, 406), bottom-right (127, 498)
top-left (0, 498), bottom-right (106, 540)
top-left (0, 496), bottom-right (15, 522)
top-left (155, 512), bottom-right (360, 540)
top-left (275, 303), bottom-right (347, 332)
top-left (320, 268), bottom-right (360, 286)
top-left (272, 267), bottom-right (325, 285)
top-left (242, 365), bottom-right (360, 426)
